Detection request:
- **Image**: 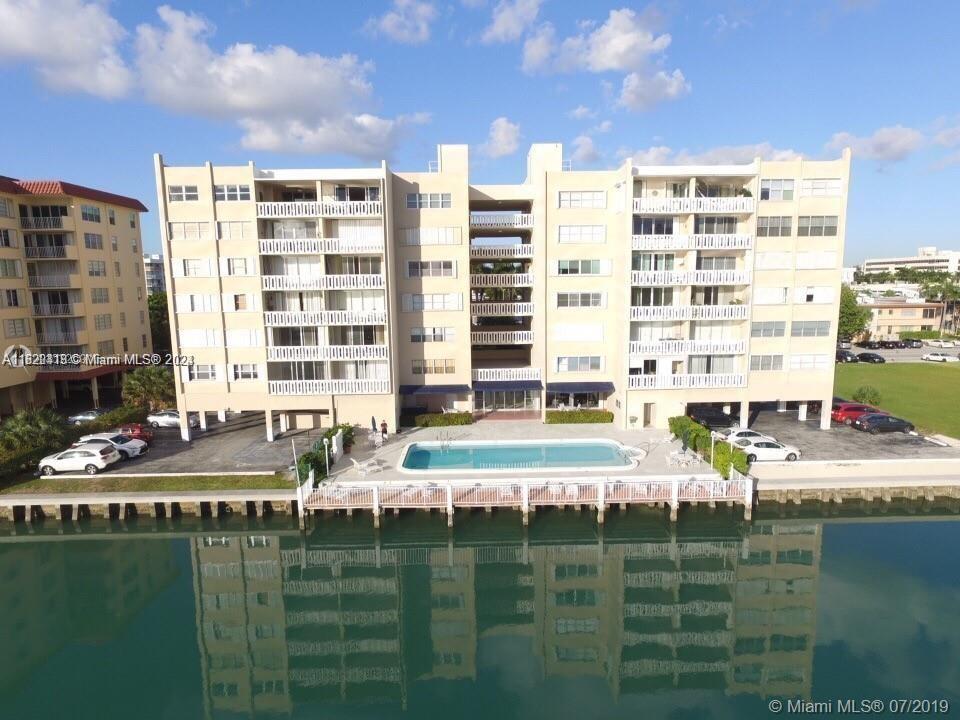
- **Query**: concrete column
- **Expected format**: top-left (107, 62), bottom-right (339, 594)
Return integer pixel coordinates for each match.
top-left (62, 380), bottom-right (70, 399)
top-left (91, 376), bottom-right (100, 409)
top-left (279, 413), bottom-right (288, 433)
top-left (819, 399), bottom-right (832, 430)
top-left (49, 381), bottom-right (57, 409)
top-left (739, 401), bottom-right (750, 429)
top-left (198, 412), bottom-right (207, 431)
top-left (776, 400), bottom-right (787, 413)
top-left (216, 409), bottom-right (226, 422)
top-left (265, 410), bottom-right (275, 442)
top-left (797, 401), bottom-right (808, 423)
top-left (178, 407), bottom-right (192, 442)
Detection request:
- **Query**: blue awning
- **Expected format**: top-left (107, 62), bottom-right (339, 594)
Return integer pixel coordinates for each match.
top-left (546, 382), bottom-right (615, 393)
top-left (399, 384), bottom-right (471, 396)
top-left (473, 380), bottom-right (543, 391)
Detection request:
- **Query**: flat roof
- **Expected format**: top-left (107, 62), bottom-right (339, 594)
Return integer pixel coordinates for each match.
top-left (631, 162), bottom-right (758, 177)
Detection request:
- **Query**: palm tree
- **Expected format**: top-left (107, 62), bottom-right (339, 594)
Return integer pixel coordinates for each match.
top-left (122, 366), bottom-right (175, 411)
top-left (0, 408), bottom-right (67, 452)
top-left (920, 277), bottom-right (960, 336)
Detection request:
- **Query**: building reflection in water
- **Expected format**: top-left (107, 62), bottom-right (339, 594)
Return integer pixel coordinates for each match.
top-left (190, 519), bottom-right (821, 714)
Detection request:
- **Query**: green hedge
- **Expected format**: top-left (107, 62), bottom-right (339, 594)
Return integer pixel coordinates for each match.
top-left (414, 412), bottom-right (473, 427)
top-left (899, 330), bottom-right (959, 340)
top-left (666, 415), bottom-right (749, 479)
top-left (545, 409), bottom-right (614, 424)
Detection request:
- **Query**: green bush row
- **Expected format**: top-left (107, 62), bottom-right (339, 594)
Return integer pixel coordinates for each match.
top-left (666, 415), bottom-right (749, 478)
top-left (898, 330), bottom-right (959, 340)
top-left (414, 412), bottom-right (473, 427)
top-left (545, 409), bottom-right (614, 424)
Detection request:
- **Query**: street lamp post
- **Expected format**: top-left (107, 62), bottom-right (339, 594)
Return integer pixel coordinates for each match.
top-left (323, 437), bottom-right (330, 476)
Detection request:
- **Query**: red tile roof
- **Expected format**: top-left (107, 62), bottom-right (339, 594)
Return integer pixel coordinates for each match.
top-left (0, 177), bottom-right (147, 212)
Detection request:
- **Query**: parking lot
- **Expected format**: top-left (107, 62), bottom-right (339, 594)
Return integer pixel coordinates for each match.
top-left (747, 407), bottom-right (960, 462)
top-left (846, 343), bottom-right (959, 364)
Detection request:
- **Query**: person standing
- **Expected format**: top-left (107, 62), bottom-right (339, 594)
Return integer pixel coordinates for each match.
top-left (380, 420), bottom-right (388, 440)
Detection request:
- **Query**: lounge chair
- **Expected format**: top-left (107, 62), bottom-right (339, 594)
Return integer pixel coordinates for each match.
top-left (351, 457), bottom-right (383, 477)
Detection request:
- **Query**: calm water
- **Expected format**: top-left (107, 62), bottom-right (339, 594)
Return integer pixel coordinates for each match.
top-left (1, 509), bottom-right (958, 719)
top-left (402, 440), bottom-right (631, 470)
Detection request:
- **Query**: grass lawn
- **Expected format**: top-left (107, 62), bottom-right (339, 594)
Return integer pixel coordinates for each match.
top-left (0, 473), bottom-right (294, 495)
top-left (834, 363), bottom-right (960, 438)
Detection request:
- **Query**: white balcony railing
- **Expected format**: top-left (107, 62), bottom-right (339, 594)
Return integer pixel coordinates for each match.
top-left (259, 239), bottom-right (323, 255)
top-left (627, 373), bottom-right (746, 390)
top-left (631, 234), bottom-right (753, 251)
top-left (469, 244), bottom-right (534, 259)
top-left (470, 273), bottom-right (534, 287)
top-left (628, 339), bottom-right (747, 358)
top-left (632, 197), bottom-right (755, 214)
top-left (470, 213), bottom-right (533, 229)
top-left (268, 379), bottom-right (390, 395)
top-left (32, 304), bottom-right (75, 316)
top-left (471, 330), bottom-right (534, 345)
top-left (629, 304), bottom-right (750, 321)
top-left (36, 333), bottom-right (78, 345)
top-left (266, 345), bottom-right (388, 361)
top-left (263, 310), bottom-right (387, 326)
top-left (24, 245), bottom-right (69, 258)
top-left (256, 201), bottom-right (382, 218)
top-left (630, 269), bottom-right (751, 286)
top-left (261, 274), bottom-right (384, 291)
top-left (470, 302), bottom-right (534, 317)
top-left (20, 217), bottom-right (64, 230)
top-left (27, 274), bottom-right (74, 288)
top-left (318, 237), bottom-right (384, 254)
top-left (472, 367), bottom-right (541, 382)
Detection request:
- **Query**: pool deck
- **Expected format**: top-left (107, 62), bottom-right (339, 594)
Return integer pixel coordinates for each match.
top-left (329, 422), bottom-right (705, 483)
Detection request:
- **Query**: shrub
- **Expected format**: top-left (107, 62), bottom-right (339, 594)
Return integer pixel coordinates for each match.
top-left (296, 451), bottom-right (327, 483)
top-left (414, 412), bottom-right (473, 427)
top-left (666, 415), bottom-right (710, 451)
top-left (711, 440), bottom-right (750, 479)
top-left (545, 409), bottom-right (614, 424)
top-left (666, 415), bottom-right (748, 478)
top-left (900, 330), bottom-right (959, 340)
top-left (337, 423), bottom-right (355, 448)
top-left (852, 385), bottom-right (881, 406)
top-left (0, 445), bottom-right (55, 480)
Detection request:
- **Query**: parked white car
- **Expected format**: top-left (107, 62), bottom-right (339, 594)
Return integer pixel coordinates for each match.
top-left (926, 339), bottom-right (956, 348)
top-left (734, 438), bottom-right (801, 462)
top-left (719, 428), bottom-right (777, 443)
top-left (76, 433), bottom-right (148, 459)
top-left (922, 352), bottom-right (960, 363)
top-left (38, 445), bottom-right (120, 475)
top-left (147, 409), bottom-right (199, 428)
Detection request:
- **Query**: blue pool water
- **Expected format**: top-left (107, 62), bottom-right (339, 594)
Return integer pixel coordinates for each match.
top-left (401, 441), bottom-right (631, 470)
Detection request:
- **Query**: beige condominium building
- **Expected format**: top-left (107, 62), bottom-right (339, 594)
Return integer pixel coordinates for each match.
top-left (154, 144), bottom-right (850, 440)
top-left (862, 299), bottom-right (944, 340)
top-left (860, 246), bottom-right (960, 276)
top-left (0, 177), bottom-right (152, 416)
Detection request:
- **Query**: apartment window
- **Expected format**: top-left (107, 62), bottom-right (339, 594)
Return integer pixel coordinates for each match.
top-left (111, 236), bottom-right (118, 251)
top-left (132, 238), bottom-right (138, 253)
top-left (91, 288), bottom-right (109, 303)
top-left (232, 364), bottom-right (259, 380)
top-left (87, 260), bottom-right (106, 276)
top-left (226, 258), bottom-right (249, 275)
top-left (750, 354), bottom-right (784, 371)
top-left (114, 261), bottom-right (121, 277)
top-left (226, 329), bottom-right (259, 346)
top-left (800, 178), bottom-right (842, 197)
top-left (757, 216), bottom-right (792, 237)
top-left (755, 252), bottom-right (792, 270)
top-left (117, 287), bottom-right (123, 302)
top-left (553, 589), bottom-right (602, 606)
top-left (695, 216), bottom-right (737, 234)
top-left (751, 321), bottom-right (786, 338)
top-left (795, 286), bottom-right (834, 304)
top-left (558, 259), bottom-right (604, 275)
top-left (108, 209), bottom-right (116, 225)
top-left (790, 354), bottom-right (830, 370)
top-left (923, 308), bottom-right (938, 319)
top-left (0, 228), bottom-right (16, 247)
top-left (796, 251), bottom-right (837, 269)
top-left (0, 259), bottom-right (21, 278)
top-left (405, 192), bottom-right (451, 209)
top-left (556, 618), bottom-right (600, 635)
top-left (559, 225), bottom-right (605, 243)
top-left (556, 355), bottom-right (602, 372)
top-left (217, 221), bottom-right (254, 240)
top-left (412, 358), bottom-right (456, 374)
top-left (119, 312), bottom-right (126, 327)
top-left (214, 185), bottom-right (251, 201)
top-left (97, 340), bottom-right (115, 355)
top-left (557, 292), bottom-right (603, 308)
top-left (402, 293), bottom-right (461, 311)
top-left (760, 179), bottom-right (795, 201)
top-left (168, 222), bottom-right (210, 241)
top-left (188, 364), bottom-right (217, 381)
top-left (81, 204), bottom-right (101, 222)
top-left (2, 289), bottom-right (23, 307)
top-left (180, 329), bottom-right (218, 346)
top-left (697, 255), bottom-right (736, 270)
top-left (754, 287), bottom-right (789, 305)
top-left (798, 216), bottom-right (838, 236)
top-left (633, 216), bottom-right (674, 235)
top-left (558, 190), bottom-right (605, 209)
top-left (402, 227), bottom-right (460, 245)
top-left (122, 337), bottom-right (128, 352)
top-left (94, 314), bottom-right (112, 330)
top-left (134, 260), bottom-right (140, 276)
top-left (410, 327), bottom-right (454, 342)
top-left (142, 333), bottom-right (147, 348)
top-left (129, 212), bottom-right (137, 229)
top-left (0, 198), bottom-right (12, 217)
top-left (792, 320), bottom-right (831, 337)
top-left (633, 287), bottom-right (674, 306)
top-left (168, 185), bottom-right (199, 202)
top-left (232, 294), bottom-right (248, 311)
top-left (183, 259), bottom-right (208, 276)
top-left (137, 287), bottom-right (143, 301)
top-left (408, 260), bottom-right (454, 277)
top-left (4, 319), bottom-right (29, 338)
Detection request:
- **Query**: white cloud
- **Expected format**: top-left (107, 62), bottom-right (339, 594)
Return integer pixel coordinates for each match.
top-left (481, 116), bottom-right (520, 157)
top-left (0, 0), bottom-right (133, 98)
top-left (521, 23), bottom-right (555, 72)
top-left (238, 113), bottom-right (429, 157)
top-left (617, 145), bottom-right (672, 165)
top-left (365, 0), bottom-right (437, 44)
top-left (618, 69), bottom-right (689, 111)
top-left (570, 134), bottom-right (598, 165)
top-left (482, 0), bottom-right (542, 43)
top-left (619, 142), bottom-right (801, 166)
top-left (933, 125), bottom-right (960, 147)
top-left (593, 119), bottom-right (612, 133)
top-left (827, 125), bottom-right (923, 162)
top-left (568, 104), bottom-right (595, 120)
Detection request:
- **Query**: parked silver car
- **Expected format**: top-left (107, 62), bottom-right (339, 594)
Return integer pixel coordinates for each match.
top-left (146, 409), bottom-right (199, 429)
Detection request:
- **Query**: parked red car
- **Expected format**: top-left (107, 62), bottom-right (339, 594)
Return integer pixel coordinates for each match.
top-left (114, 423), bottom-right (155, 445)
top-left (830, 402), bottom-right (886, 426)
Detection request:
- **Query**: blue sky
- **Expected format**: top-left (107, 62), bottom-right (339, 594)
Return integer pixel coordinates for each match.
top-left (1, 0), bottom-right (958, 261)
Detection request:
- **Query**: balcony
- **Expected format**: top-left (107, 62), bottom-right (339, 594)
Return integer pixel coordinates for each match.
top-left (256, 201), bottom-right (382, 218)
top-left (20, 217), bottom-right (64, 230)
top-left (266, 345), bottom-right (388, 361)
top-left (632, 197), bottom-right (755, 214)
top-left (261, 274), bottom-right (385, 291)
top-left (627, 373), bottom-right (746, 390)
top-left (471, 330), bottom-right (534, 345)
top-left (24, 245), bottom-right (70, 258)
top-left (470, 273), bottom-right (534, 288)
top-left (470, 302), bottom-right (534, 317)
top-left (629, 304), bottom-right (750, 321)
top-left (318, 237), bottom-right (384, 254)
top-left (263, 310), bottom-right (387, 326)
top-left (472, 367), bottom-right (541, 382)
top-left (628, 339), bottom-right (747, 359)
top-left (32, 303), bottom-right (76, 317)
top-left (36, 332), bottom-right (79, 345)
top-left (630, 269), bottom-right (751, 286)
top-left (259, 239), bottom-right (323, 255)
top-left (470, 213), bottom-right (533, 229)
top-left (631, 234), bottom-right (753, 251)
top-left (27, 274), bottom-right (77, 288)
top-left (469, 245), bottom-right (534, 259)
top-left (267, 379), bottom-right (391, 395)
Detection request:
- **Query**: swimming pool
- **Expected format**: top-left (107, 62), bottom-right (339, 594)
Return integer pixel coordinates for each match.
top-left (399, 439), bottom-right (635, 474)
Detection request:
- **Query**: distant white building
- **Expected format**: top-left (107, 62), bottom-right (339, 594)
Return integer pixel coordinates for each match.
top-left (143, 253), bottom-right (165, 295)
top-left (841, 266), bottom-right (856, 284)
top-left (860, 246), bottom-right (960, 275)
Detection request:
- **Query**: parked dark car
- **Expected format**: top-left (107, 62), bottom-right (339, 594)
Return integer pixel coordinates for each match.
top-left (686, 406), bottom-right (737, 430)
top-left (859, 340), bottom-right (882, 349)
top-left (881, 340), bottom-right (906, 349)
top-left (905, 338), bottom-right (923, 348)
top-left (852, 413), bottom-right (915, 434)
top-left (836, 350), bottom-right (859, 363)
top-left (856, 352), bottom-right (886, 363)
